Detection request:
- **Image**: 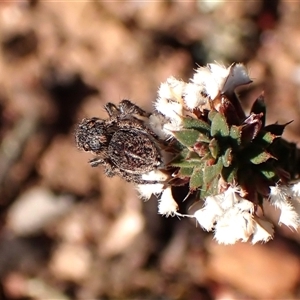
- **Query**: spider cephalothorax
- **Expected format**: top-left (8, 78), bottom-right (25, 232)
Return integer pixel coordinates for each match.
top-left (75, 100), bottom-right (165, 184)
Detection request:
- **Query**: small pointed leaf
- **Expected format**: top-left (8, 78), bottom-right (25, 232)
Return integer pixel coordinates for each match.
top-left (208, 110), bottom-right (217, 122)
top-left (209, 138), bottom-right (220, 159)
top-left (173, 129), bottom-right (201, 147)
top-left (229, 125), bottom-right (242, 146)
top-left (210, 113), bottom-right (230, 137)
top-left (179, 167), bottom-right (194, 177)
top-left (186, 151), bottom-right (203, 162)
top-left (255, 130), bottom-right (276, 147)
top-left (190, 167), bottom-right (203, 190)
top-left (182, 117), bottom-right (210, 132)
top-left (260, 168), bottom-right (276, 180)
top-left (197, 133), bottom-right (211, 143)
top-left (203, 158), bottom-right (223, 186)
top-left (206, 176), bottom-right (220, 196)
top-left (251, 93), bottom-right (266, 126)
top-left (250, 151), bottom-right (274, 165)
top-left (222, 148), bottom-right (233, 167)
top-left (264, 121), bottom-right (293, 136)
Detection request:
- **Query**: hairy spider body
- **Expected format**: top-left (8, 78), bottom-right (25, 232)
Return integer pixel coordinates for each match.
top-left (75, 100), bottom-right (165, 184)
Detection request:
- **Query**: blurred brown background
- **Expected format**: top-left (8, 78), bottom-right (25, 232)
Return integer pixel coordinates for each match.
top-left (1, 1), bottom-right (300, 299)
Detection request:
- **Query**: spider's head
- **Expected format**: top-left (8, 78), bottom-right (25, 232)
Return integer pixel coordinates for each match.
top-left (75, 117), bottom-right (109, 153)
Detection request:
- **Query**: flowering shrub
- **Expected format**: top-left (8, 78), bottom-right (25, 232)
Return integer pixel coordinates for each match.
top-left (140, 63), bottom-right (300, 244)
top-left (77, 63), bottom-right (300, 244)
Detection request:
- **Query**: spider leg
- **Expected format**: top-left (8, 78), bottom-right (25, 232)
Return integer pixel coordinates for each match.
top-left (117, 169), bottom-right (167, 184)
top-left (89, 157), bottom-right (105, 167)
top-left (89, 156), bottom-right (118, 178)
top-left (119, 99), bottom-right (151, 118)
top-left (104, 103), bottom-right (120, 118)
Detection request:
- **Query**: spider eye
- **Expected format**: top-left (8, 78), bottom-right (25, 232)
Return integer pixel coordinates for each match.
top-left (89, 139), bottom-right (101, 151)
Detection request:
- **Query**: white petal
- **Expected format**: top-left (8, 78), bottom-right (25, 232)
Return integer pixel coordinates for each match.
top-left (192, 66), bottom-right (212, 86)
top-left (207, 63), bottom-right (229, 86)
top-left (166, 77), bottom-right (186, 100)
top-left (194, 196), bottom-right (223, 231)
top-left (163, 121), bottom-right (182, 134)
top-left (220, 187), bottom-right (236, 210)
top-left (158, 187), bottom-right (178, 216)
top-left (136, 184), bottom-right (164, 199)
top-left (279, 203), bottom-right (300, 229)
top-left (154, 96), bottom-right (183, 123)
top-left (269, 185), bottom-right (300, 229)
top-left (193, 67), bottom-right (219, 100)
top-left (183, 83), bottom-right (208, 109)
top-left (235, 199), bottom-right (255, 213)
top-left (148, 114), bottom-right (170, 139)
top-left (214, 208), bottom-right (254, 244)
top-left (289, 196), bottom-right (300, 219)
top-left (141, 170), bottom-right (169, 182)
top-left (251, 217), bottom-right (274, 244)
top-left (291, 181), bottom-right (300, 197)
top-left (157, 82), bottom-right (173, 100)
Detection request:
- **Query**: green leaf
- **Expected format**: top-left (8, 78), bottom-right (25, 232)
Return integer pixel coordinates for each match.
top-left (203, 158), bottom-right (223, 186)
top-left (260, 168), bottom-right (276, 179)
top-left (190, 167), bottom-right (203, 190)
top-left (260, 131), bottom-right (276, 144)
top-left (255, 130), bottom-right (276, 147)
top-left (208, 110), bottom-right (217, 122)
top-left (182, 117), bottom-right (210, 132)
top-left (222, 147), bottom-right (233, 167)
top-left (197, 133), bottom-right (211, 143)
top-left (250, 151), bottom-right (273, 165)
top-left (171, 160), bottom-right (202, 168)
top-left (173, 129), bottom-right (201, 147)
top-left (209, 138), bottom-right (220, 159)
top-left (179, 167), bottom-right (194, 177)
top-left (206, 176), bottom-right (220, 196)
top-left (230, 125), bottom-right (242, 146)
top-left (169, 149), bottom-right (203, 168)
top-left (210, 113), bottom-right (230, 137)
top-left (186, 151), bottom-right (203, 162)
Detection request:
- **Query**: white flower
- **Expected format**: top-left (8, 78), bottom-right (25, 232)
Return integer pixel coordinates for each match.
top-left (136, 184), bottom-right (165, 200)
top-left (155, 96), bottom-right (183, 124)
top-left (136, 170), bottom-right (169, 200)
top-left (193, 187), bottom-right (273, 244)
top-left (183, 82), bottom-right (208, 110)
top-left (291, 181), bottom-right (300, 197)
top-left (213, 208), bottom-right (254, 244)
top-left (251, 217), bottom-right (274, 244)
top-left (148, 113), bottom-right (170, 139)
top-left (155, 77), bottom-right (186, 124)
top-left (269, 185), bottom-right (300, 230)
top-left (158, 186), bottom-right (178, 217)
top-left (194, 195), bottom-right (224, 231)
top-left (158, 77), bottom-right (186, 102)
top-left (192, 63), bottom-right (229, 100)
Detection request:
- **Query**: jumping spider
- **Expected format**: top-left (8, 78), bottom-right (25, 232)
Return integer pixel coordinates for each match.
top-left (75, 100), bottom-right (165, 184)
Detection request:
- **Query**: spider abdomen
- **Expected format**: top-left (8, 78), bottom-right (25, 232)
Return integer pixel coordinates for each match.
top-left (108, 129), bottom-right (161, 174)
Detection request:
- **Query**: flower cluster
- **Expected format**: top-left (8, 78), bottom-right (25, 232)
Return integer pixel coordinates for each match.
top-left (137, 63), bottom-right (300, 244)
